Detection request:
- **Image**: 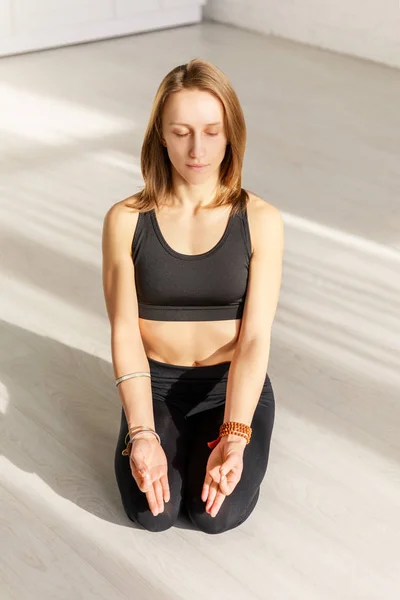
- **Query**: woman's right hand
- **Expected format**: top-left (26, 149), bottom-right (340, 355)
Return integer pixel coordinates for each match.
top-left (129, 433), bottom-right (170, 516)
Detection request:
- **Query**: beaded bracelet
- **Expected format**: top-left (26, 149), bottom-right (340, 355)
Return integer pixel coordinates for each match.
top-left (207, 421), bottom-right (252, 449)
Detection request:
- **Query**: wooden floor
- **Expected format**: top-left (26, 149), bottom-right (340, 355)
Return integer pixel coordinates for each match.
top-left (1, 21), bottom-right (400, 600)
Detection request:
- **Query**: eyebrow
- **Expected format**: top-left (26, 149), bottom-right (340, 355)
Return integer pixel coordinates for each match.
top-left (168, 121), bottom-right (222, 126)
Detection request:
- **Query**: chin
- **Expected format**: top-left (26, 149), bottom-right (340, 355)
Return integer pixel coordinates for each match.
top-left (175, 163), bottom-right (218, 182)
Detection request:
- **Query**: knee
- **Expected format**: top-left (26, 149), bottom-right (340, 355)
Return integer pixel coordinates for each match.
top-left (125, 503), bottom-right (180, 533)
top-left (185, 488), bottom-right (260, 534)
top-left (126, 510), bottom-right (177, 532)
top-left (185, 502), bottom-right (245, 535)
top-left (186, 508), bottom-right (243, 535)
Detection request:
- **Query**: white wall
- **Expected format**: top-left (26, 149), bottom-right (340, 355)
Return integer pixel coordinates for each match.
top-left (0, 0), bottom-right (205, 57)
top-left (204, 0), bottom-right (400, 69)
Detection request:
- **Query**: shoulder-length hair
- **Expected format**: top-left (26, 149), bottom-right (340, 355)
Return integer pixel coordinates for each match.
top-left (127, 58), bottom-right (249, 215)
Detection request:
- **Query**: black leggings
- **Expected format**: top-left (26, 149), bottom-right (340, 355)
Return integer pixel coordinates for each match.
top-left (114, 356), bottom-right (275, 534)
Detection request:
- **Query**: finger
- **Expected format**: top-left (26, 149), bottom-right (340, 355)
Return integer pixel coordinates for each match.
top-left (205, 481), bottom-right (218, 512)
top-left (153, 479), bottom-right (164, 513)
top-left (220, 454), bottom-right (241, 478)
top-left (130, 451), bottom-right (150, 484)
top-left (217, 471), bottom-right (230, 495)
top-left (145, 484), bottom-right (160, 516)
top-left (219, 470), bottom-right (239, 496)
top-left (201, 473), bottom-right (213, 502)
top-left (209, 490), bottom-right (226, 517)
top-left (160, 473), bottom-right (170, 503)
top-left (132, 462), bottom-right (152, 493)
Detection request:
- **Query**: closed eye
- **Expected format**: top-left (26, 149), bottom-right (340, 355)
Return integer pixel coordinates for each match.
top-left (174, 133), bottom-right (219, 137)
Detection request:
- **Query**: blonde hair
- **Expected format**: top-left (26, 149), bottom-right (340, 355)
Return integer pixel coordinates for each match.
top-left (127, 58), bottom-right (249, 214)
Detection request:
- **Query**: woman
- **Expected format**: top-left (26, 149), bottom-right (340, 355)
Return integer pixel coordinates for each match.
top-left (102, 58), bottom-right (284, 534)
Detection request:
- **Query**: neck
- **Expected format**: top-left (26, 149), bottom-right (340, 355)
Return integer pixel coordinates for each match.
top-left (167, 170), bottom-right (220, 212)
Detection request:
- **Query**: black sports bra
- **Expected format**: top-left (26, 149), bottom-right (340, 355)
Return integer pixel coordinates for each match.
top-left (131, 204), bottom-right (252, 321)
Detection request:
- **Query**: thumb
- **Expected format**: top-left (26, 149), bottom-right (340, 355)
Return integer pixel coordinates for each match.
top-left (132, 458), bottom-right (152, 492)
top-left (132, 455), bottom-right (150, 480)
top-left (219, 453), bottom-right (238, 478)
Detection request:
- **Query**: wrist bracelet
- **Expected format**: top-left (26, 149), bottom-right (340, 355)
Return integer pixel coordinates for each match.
top-left (122, 429), bottom-right (161, 456)
top-left (207, 421), bottom-right (252, 449)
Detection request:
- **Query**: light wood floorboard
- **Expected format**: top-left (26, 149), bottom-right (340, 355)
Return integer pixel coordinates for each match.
top-left (1, 21), bottom-right (399, 600)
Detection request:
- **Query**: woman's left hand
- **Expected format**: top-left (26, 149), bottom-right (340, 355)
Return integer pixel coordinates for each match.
top-left (202, 436), bottom-right (246, 517)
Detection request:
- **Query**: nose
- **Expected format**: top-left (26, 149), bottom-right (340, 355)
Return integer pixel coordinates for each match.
top-left (189, 132), bottom-right (206, 159)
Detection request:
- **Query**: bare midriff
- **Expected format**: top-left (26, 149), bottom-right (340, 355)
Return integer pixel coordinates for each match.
top-left (138, 317), bottom-right (242, 366)
top-left (129, 193), bottom-right (260, 367)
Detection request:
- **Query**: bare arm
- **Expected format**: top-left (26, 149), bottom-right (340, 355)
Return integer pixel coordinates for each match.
top-left (102, 201), bottom-right (155, 434)
top-left (223, 201), bottom-right (284, 438)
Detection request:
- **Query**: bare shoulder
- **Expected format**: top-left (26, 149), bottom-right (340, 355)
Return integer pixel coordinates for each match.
top-left (246, 191), bottom-right (282, 218)
top-left (105, 193), bottom-right (142, 218)
top-left (245, 191), bottom-right (284, 254)
top-left (102, 194), bottom-right (142, 257)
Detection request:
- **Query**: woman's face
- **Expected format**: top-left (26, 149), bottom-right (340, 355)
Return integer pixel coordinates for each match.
top-left (161, 88), bottom-right (228, 183)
